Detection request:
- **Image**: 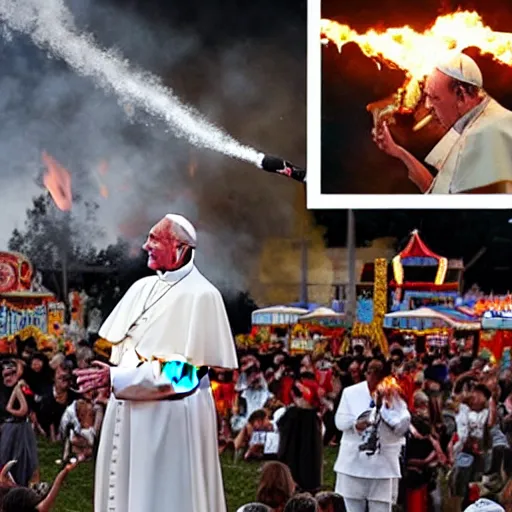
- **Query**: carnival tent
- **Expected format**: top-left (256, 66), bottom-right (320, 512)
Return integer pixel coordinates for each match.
top-left (299, 307), bottom-right (342, 320)
top-left (251, 306), bottom-right (309, 326)
top-left (384, 307), bottom-right (480, 331)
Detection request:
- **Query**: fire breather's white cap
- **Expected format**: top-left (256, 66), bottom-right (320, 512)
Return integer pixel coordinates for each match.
top-left (165, 214), bottom-right (197, 244)
top-left (435, 53), bottom-right (483, 87)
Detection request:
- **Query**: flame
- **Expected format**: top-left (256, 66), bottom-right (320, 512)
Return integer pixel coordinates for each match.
top-left (188, 155), bottom-right (198, 178)
top-left (377, 376), bottom-right (402, 396)
top-left (99, 184), bottom-right (109, 199)
top-left (321, 11), bottom-right (512, 110)
top-left (42, 151), bottom-right (72, 211)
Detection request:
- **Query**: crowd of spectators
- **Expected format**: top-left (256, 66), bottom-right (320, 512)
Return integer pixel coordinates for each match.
top-left (0, 334), bottom-right (511, 511)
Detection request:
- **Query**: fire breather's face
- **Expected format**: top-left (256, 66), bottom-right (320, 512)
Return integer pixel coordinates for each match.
top-left (424, 70), bottom-right (461, 129)
top-left (142, 218), bottom-right (192, 271)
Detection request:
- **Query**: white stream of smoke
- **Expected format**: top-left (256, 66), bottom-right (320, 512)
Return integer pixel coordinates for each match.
top-left (0, 0), bottom-right (265, 166)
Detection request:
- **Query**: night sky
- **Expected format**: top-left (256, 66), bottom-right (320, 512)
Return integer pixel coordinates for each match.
top-left (114, 2), bottom-right (512, 293)
top-left (321, 0), bottom-right (512, 194)
top-left (314, 209), bottom-right (512, 294)
top-left (114, 0), bottom-right (306, 52)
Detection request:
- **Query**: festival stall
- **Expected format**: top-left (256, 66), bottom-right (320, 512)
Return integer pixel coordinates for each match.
top-left (297, 307), bottom-right (346, 355)
top-left (0, 251), bottom-right (65, 354)
top-left (372, 230), bottom-right (470, 353)
top-left (236, 305), bottom-right (308, 351)
top-left (384, 306), bottom-right (480, 353)
top-left (473, 296), bottom-right (512, 361)
top-left (389, 229), bottom-right (463, 311)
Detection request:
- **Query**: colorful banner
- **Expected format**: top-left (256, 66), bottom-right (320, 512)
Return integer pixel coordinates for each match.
top-left (391, 290), bottom-right (459, 312)
top-left (0, 301), bottom-right (48, 338)
top-left (356, 286), bottom-right (374, 324)
top-left (48, 302), bottom-right (66, 336)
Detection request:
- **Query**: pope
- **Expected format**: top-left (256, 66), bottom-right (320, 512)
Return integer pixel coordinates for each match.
top-left (373, 53), bottom-right (512, 194)
top-left (75, 213), bottom-right (238, 512)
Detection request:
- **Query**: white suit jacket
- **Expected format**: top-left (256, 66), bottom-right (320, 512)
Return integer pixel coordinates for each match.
top-left (333, 381), bottom-right (410, 479)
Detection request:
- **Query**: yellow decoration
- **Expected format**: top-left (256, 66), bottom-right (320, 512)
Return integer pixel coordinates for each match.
top-left (48, 303), bottom-right (65, 336)
top-left (94, 338), bottom-right (113, 359)
top-left (353, 258), bottom-right (388, 355)
top-left (392, 255), bottom-right (404, 285)
top-left (435, 257), bottom-right (448, 285)
top-left (10, 325), bottom-right (42, 342)
top-left (291, 324), bottom-right (308, 337)
top-left (391, 327), bottom-right (451, 336)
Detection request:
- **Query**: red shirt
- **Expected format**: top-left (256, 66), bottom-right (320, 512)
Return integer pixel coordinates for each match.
top-left (279, 375), bottom-right (294, 405)
top-left (315, 368), bottom-right (333, 394)
top-left (300, 378), bottom-right (322, 409)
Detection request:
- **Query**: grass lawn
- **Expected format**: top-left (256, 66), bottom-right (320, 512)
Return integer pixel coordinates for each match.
top-left (37, 439), bottom-right (338, 512)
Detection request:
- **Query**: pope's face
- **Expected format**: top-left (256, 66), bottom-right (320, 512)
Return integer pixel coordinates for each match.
top-left (424, 70), bottom-right (461, 129)
top-left (142, 218), bottom-right (188, 271)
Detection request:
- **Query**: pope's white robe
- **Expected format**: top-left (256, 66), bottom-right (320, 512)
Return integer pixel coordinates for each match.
top-left (333, 381), bottom-right (410, 504)
top-left (426, 97), bottom-right (512, 194)
top-left (94, 257), bottom-right (238, 512)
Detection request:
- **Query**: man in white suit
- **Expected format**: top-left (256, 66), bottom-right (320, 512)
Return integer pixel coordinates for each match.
top-left (334, 359), bottom-right (410, 512)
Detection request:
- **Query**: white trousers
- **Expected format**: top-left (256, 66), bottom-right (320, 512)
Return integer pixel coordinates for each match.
top-left (343, 498), bottom-right (392, 512)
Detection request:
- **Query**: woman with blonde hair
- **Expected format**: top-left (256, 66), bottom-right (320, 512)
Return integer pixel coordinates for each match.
top-left (256, 461), bottom-right (296, 512)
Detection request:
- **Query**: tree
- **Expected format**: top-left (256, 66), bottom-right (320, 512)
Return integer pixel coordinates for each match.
top-left (7, 191), bottom-right (142, 307)
top-left (8, 192), bottom-right (104, 272)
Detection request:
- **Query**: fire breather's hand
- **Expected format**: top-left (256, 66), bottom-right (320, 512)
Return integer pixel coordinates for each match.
top-left (355, 418), bottom-right (369, 432)
top-left (74, 361), bottom-right (111, 393)
top-left (372, 121), bottom-right (403, 159)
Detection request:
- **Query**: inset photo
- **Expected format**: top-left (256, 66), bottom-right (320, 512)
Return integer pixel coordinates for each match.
top-left (308, 0), bottom-right (512, 208)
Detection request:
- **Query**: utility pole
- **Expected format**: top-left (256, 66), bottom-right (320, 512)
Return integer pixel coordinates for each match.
top-left (346, 209), bottom-right (356, 327)
top-left (300, 215), bottom-right (309, 307)
top-left (61, 212), bottom-right (71, 305)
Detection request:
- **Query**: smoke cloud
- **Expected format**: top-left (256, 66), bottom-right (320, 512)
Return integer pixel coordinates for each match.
top-left (0, 0), bottom-right (306, 293)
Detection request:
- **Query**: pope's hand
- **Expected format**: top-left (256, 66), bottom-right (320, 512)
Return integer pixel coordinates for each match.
top-left (372, 122), bottom-right (403, 159)
top-left (114, 384), bottom-right (177, 401)
top-left (74, 361), bottom-right (111, 393)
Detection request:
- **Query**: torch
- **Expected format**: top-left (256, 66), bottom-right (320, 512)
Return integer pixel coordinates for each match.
top-left (260, 155), bottom-right (306, 183)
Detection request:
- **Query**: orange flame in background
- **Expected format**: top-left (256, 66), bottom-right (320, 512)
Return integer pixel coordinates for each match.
top-left (42, 151), bottom-right (73, 211)
top-left (188, 155), bottom-right (198, 178)
top-left (94, 160), bottom-right (109, 199)
top-left (321, 11), bottom-right (512, 110)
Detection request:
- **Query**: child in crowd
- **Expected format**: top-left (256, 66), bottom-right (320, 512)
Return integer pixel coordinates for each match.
top-left (0, 456), bottom-right (84, 512)
top-left (234, 409), bottom-right (274, 461)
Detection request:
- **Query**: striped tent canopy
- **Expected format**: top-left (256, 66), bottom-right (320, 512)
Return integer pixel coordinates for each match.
top-left (384, 307), bottom-right (480, 331)
top-left (251, 306), bottom-right (309, 326)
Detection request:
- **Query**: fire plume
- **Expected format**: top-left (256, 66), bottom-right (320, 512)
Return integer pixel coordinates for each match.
top-left (42, 151), bottom-right (72, 211)
top-left (321, 11), bottom-right (512, 110)
top-left (377, 376), bottom-right (402, 397)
